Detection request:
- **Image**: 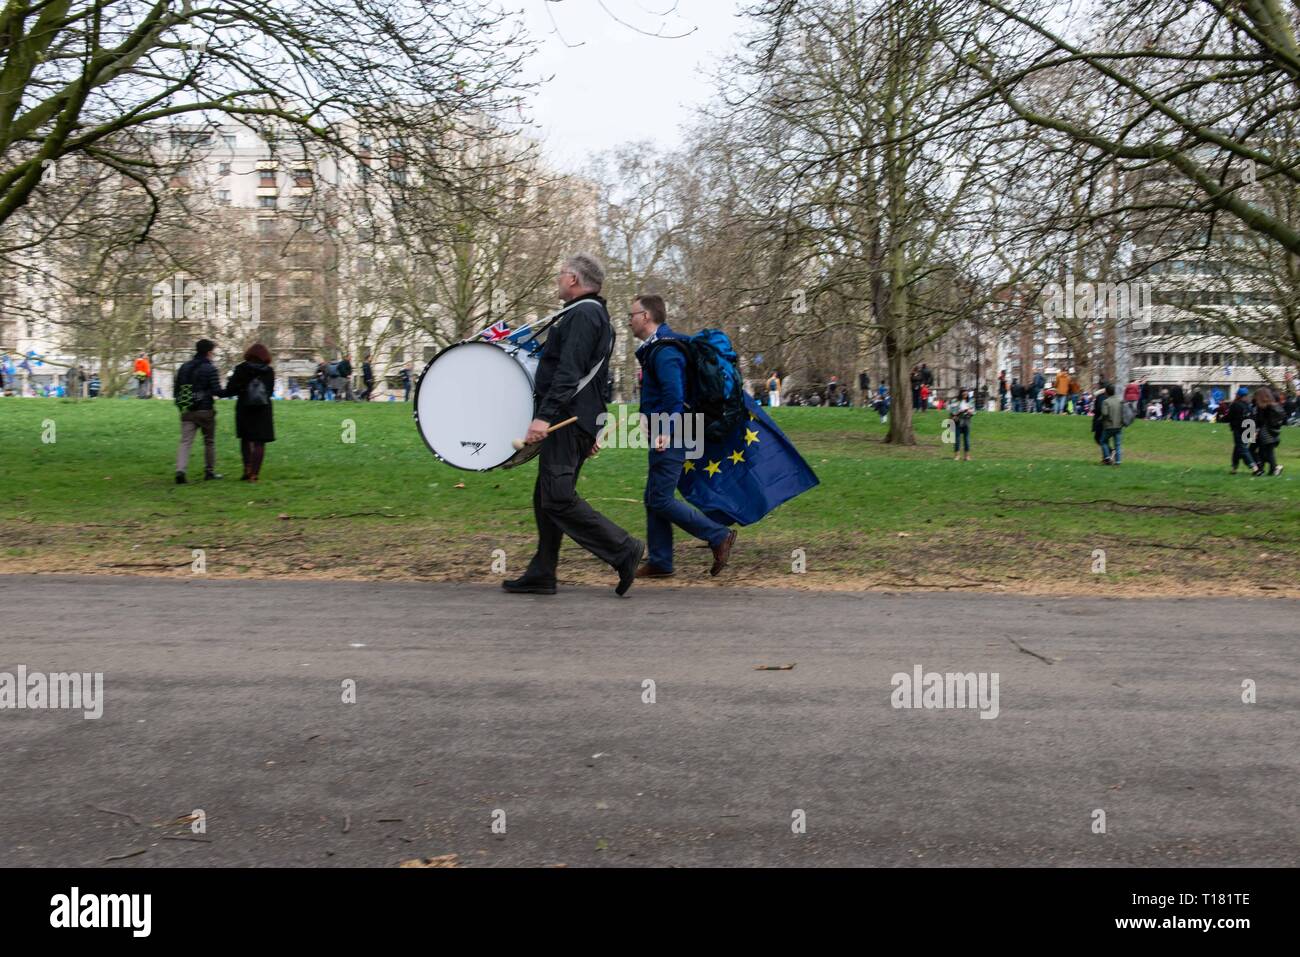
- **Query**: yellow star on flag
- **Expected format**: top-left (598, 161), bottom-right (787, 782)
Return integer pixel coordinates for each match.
top-left (744, 428), bottom-right (760, 446)
top-left (729, 449), bottom-right (745, 465)
top-left (682, 459), bottom-right (695, 473)
top-left (704, 459), bottom-right (722, 477)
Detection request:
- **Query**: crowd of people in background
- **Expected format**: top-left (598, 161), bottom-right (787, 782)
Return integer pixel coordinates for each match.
top-left (744, 361), bottom-right (1295, 474)
top-left (993, 367), bottom-right (1299, 426)
top-left (0, 351), bottom-right (417, 401)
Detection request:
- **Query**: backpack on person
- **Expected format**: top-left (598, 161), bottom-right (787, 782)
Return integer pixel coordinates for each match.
top-left (244, 376), bottom-right (269, 407)
top-left (1121, 402), bottom-right (1136, 427)
top-left (173, 358), bottom-right (208, 412)
top-left (651, 329), bottom-right (745, 443)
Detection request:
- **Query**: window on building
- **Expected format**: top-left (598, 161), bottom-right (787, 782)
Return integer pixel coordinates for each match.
top-left (216, 189), bottom-right (231, 205)
top-left (259, 169), bottom-right (276, 188)
top-left (258, 196), bottom-right (277, 209)
top-left (222, 134), bottom-right (236, 148)
top-left (218, 162), bottom-right (231, 176)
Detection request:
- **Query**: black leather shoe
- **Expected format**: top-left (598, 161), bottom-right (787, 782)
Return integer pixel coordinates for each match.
top-left (204, 471), bottom-right (223, 481)
top-left (615, 539), bottom-right (645, 596)
top-left (502, 577), bottom-right (556, 595)
top-left (175, 471), bottom-right (187, 484)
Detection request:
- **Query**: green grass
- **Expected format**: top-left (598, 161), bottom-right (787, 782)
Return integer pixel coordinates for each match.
top-left (1, 397), bottom-right (1297, 593)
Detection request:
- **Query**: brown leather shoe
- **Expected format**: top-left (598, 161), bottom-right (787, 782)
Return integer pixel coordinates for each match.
top-left (635, 563), bottom-right (675, 579)
top-left (710, 530), bottom-right (737, 576)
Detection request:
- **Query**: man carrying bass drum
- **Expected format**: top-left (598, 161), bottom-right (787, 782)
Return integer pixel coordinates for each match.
top-left (502, 254), bottom-right (645, 597)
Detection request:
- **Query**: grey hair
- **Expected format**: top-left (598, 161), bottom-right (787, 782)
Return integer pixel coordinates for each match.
top-left (563, 254), bottom-right (604, 291)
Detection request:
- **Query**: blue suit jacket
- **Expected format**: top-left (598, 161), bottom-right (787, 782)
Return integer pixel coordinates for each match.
top-left (636, 324), bottom-right (689, 417)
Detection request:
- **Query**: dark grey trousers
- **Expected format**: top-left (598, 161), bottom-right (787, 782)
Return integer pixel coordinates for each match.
top-left (524, 425), bottom-right (634, 582)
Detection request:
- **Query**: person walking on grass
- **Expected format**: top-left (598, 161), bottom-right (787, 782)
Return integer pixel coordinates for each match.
top-left (950, 390), bottom-right (975, 461)
top-left (220, 343), bottom-right (276, 482)
top-left (360, 354), bottom-right (375, 401)
top-left (1098, 383), bottom-right (1127, 464)
top-left (1251, 387), bottom-right (1286, 477)
top-left (133, 352), bottom-right (152, 398)
top-left (173, 338), bottom-right (223, 485)
top-left (1227, 386), bottom-right (1260, 476)
top-left (1091, 387), bottom-right (1108, 462)
top-left (1053, 369), bottom-right (1071, 413)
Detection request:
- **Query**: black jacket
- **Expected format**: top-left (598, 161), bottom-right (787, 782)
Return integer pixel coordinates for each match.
top-left (534, 293), bottom-right (614, 437)
top-left (1255, 404), bottom-right (1285, 446)
top-left (221, 361), bottom-right (276, 442)
top-left (175, 354), bottom-right (221, 412)
top-left (1227, 398), bottom-right (1253, 435)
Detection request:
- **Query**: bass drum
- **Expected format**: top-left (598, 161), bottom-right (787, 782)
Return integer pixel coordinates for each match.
top-left (413, 341), bottom-right (541, 471)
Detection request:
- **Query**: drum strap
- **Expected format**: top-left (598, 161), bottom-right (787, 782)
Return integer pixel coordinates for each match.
top-left (523, 300), bottom-right (613, 400)
top-left (574, 317), bottom-right (615, 397)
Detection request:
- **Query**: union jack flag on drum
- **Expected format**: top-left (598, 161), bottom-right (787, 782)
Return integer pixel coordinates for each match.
top-left (480, 320), bottom-right (511, 342)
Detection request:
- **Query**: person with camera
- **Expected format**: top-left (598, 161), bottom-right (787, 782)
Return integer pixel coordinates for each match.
top-left (950, 389), bottom-right (975, 462)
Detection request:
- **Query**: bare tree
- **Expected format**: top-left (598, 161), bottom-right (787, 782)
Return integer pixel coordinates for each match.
top-left (1, 0), bottom-right (533, 238)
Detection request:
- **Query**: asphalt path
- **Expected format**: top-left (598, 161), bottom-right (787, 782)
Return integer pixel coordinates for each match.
top-left (1, 575), bottom-right (1295, 867)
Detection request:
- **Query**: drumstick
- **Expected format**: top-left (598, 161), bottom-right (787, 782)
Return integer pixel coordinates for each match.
top-left (512, 416), bottom-right (578, 450)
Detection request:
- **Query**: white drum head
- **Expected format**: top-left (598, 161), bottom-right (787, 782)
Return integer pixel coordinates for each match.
top-left (414, 342), bottom-right (536, 471)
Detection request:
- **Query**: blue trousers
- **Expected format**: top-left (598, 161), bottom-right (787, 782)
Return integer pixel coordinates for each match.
top-left (1101, 428), bottom-right (1123, 463)
top-left (645, 445), bottom-right (730, 570)
top-left (954, 421), bottom-right (970, 452)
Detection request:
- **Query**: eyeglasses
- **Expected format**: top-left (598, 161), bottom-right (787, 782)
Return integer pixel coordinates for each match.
top-left (627, 310), bottom-right (648, 319)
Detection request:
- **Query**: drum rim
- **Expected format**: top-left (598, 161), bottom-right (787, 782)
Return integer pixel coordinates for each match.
top-left (412, 339), bottom-right (538, 472)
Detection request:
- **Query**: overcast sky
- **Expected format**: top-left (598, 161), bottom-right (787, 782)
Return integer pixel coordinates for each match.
top-left (517, 0), bottom-right (751, 171)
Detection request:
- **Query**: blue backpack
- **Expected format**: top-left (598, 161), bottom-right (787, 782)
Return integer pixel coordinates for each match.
top-left (654, 329), bottom-right (745, 443)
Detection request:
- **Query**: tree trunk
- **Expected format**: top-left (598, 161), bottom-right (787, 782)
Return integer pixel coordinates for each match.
top-left (884, 338), bottom-right (916, 445)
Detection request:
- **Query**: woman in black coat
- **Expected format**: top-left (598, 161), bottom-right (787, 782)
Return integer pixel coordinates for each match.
top-left (1252, 387), bottom-right (1286, 477)
top-left (221, 342), bottom-right (276, 482)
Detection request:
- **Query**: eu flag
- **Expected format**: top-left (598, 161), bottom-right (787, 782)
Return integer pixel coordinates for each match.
top-left (678, 395), bottom-right (819, 526)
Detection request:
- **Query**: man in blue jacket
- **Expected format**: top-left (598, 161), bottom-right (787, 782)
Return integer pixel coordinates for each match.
top-left (630, 295), bottom-right (736, 578)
